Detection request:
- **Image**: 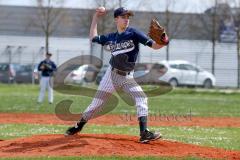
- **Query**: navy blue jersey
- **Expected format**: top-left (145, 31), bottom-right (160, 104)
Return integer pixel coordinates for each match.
top-left (38, 60), bottom-right (57, 77)
top-left (92, 27), bottom-right (153, 71)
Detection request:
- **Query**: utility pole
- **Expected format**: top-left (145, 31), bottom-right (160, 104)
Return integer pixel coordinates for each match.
top-left (165, 1), bottom-right (170, 60)
top-left (237, 27), bottom-right (240, 88)
top-left (211, 0), bottom-right (218, 75)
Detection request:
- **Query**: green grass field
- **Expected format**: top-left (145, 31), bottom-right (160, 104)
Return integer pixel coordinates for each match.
top-left (0, 84), bottom-right (240, 117)
top-left (0, 84), bottom-right (240, 160)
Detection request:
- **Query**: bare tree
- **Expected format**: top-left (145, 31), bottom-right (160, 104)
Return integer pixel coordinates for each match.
top-left (99, 0), bottom-right (107, 60)
top-left (237, 27), bottom-right (240, 87)
top-left (210, 0), bottom-right (219, 75)
top-left (191, 0), bottom-right (221, 75)
top-left (30, 0), bottom-right (67, 53)
top-left (163, 0), bottom-right (189, 60)
top-left (137, 0), bottom-right (188, 60)
top-left (230, 0), bottom-right (240, 87)
top-left (73, 0), bottom-right (122, 63)
top-left (214, 0), bottom-right (240, 86)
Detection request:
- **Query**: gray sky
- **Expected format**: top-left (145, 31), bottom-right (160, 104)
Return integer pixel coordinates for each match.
top-left (0, 0), bottom-right (239, 13)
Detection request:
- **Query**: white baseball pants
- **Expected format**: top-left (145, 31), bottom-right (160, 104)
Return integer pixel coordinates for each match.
top-left (82, 67), bottom-right (148, 121)
top-left (38, 76), bottom-right (53, 103)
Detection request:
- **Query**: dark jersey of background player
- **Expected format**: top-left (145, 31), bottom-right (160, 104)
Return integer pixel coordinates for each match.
top-left (38, 58), bottom-right (57, 77)
top-left (92, 27), bottom-right (154, 72)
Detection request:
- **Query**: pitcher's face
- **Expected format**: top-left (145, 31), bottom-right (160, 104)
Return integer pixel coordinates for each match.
top-left (115, 15), bottom-right (130, 30)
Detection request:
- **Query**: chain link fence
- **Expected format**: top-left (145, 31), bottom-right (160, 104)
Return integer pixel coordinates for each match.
top-left (0, 39), bottom-right (239, 88)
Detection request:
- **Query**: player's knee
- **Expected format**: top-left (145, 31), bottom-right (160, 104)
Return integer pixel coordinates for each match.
top-left (136, 97), bottom-right (148, 106)
top-left (137, 105), bottom-right (148, 117)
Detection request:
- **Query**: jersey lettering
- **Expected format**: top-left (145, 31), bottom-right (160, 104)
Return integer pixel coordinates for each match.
top-left (110, 40), bottom-right (135, 56)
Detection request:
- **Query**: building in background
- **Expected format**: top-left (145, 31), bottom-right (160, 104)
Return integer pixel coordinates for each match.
top-left (0, 5), bottom-right (239, 87)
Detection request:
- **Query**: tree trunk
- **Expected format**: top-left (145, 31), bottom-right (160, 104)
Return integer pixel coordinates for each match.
top-left (237, 29), bottom-right (240, 88)
top-left (101, 46), bottom-right (104, 62)
top-left (45, 32), bottom-right (49, 53)
top-left (166, 45), bottom-right (170, 60)
top-left (211, 2), bottom-right (217, 75)
top-left (100, 0), bottom-right (106, 61)
top-left (212, 40), bottom-right (215, 75)
top-left (119, 0), bottom-right (122, 7)
top-left (90, 42), bottom-right (93, 64)
top-left (45, 0), bottom-right (50, 53)
top-left (165, 9), bottom-right (170, 60)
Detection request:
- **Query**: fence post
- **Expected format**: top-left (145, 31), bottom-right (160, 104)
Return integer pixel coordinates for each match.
top-left (237, 28), bottom-right (240, 88)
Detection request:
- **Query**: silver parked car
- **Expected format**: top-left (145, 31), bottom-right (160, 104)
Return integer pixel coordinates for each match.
top-left (64, 64), bottom-right (99, 85)
top-left (158, 60), bottom-right (216, 88)
top-left (0, 63), bottom-right (38, 84)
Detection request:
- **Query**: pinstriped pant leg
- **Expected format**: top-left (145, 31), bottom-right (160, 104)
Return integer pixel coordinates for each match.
top-left (122, 78), bottom-right (148, 118)
top-left (82, 67), bottom-right (117, 121)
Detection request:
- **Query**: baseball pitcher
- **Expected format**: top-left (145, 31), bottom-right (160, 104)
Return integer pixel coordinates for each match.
top-left (65, 7), bottom-right (169, 143)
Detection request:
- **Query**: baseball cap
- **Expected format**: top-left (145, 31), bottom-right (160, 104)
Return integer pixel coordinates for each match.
top-left (114, 7), bottom-right (134, 18)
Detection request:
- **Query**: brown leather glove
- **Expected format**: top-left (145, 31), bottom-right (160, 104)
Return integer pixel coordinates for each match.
top-left (148, 18), bottom-right (169, 45)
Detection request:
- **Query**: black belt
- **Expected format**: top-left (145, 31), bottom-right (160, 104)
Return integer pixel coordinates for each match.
top-left (111, 68), bottom-right (130, 76)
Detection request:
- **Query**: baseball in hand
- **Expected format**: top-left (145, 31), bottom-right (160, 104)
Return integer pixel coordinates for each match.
top-left (96, 6), bottom-right (106, 16)
top-left (97, 6), bottom-right (105, 12)
top-left (40, 65), bottom-right (45, 70)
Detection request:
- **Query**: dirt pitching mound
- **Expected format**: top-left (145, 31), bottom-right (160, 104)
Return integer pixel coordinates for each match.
top-left (0, 134), bottom-right (239, 159)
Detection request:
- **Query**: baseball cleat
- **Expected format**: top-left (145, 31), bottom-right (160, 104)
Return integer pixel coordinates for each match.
top-left (139, 129), bottom-right (162, 143)
top-left (64, 124), bottom-right (81, 136)
top-left (64, 119), bottom-right (87, 136)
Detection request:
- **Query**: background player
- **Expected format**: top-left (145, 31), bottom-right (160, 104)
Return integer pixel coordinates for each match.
top-left (65, 7), bottom-right (169, 143)
top-left (37, 52), bottom-right (57, 104)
